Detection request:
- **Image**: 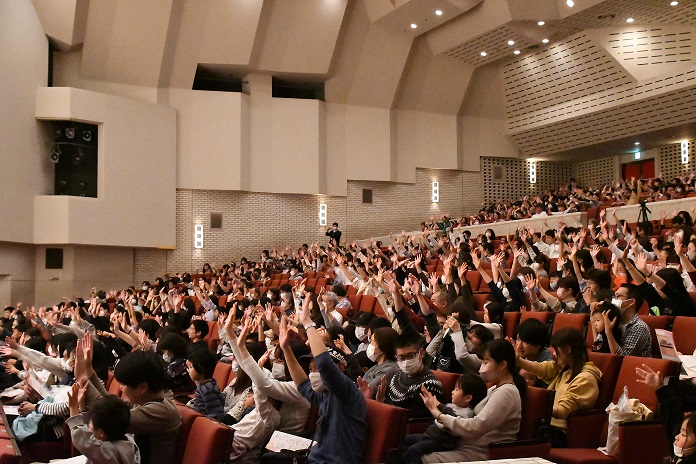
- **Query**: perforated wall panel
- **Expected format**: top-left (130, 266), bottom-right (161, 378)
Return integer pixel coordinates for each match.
top-left (607, 28), bottom-right (693, 66)
top-left (443, 24), bottom-right (534, 66)
top-left (481, 157), bottom-right (572, 202)
top-left (659, 141), bottom-right (696, 179)
top-left (576, 157), bottom-right (616, 189)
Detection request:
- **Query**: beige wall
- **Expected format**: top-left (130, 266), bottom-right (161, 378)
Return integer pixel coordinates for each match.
top-left (34, 87), bottom-right (177, 248)
top-left (0, 244), bottom-right (37, 308)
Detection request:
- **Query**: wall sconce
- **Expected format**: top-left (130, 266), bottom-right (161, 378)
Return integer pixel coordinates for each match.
top-left (319, 203), bottom-right (327, 226)
top-left (432, 181), bottom-right (440, 202)
top-left (194, 224), bottom-right (203, 249)
top-left (529, 162), bottom-right (537, 184)
top-left (682, 141), bottom-right (690, 164)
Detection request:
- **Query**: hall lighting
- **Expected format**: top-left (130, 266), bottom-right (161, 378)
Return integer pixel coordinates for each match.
top-left (682, 141), bottom-right (690, 164)
top-left (514, 50), bottom-right (521, 55)
top-left (538, 21), bottom-right (545, 26)
top-left (194, 224), bottom-right (203, 249)
top-left (319, 203), bottom-right (327, 226)
top-left (626, 17), bottom-right (634, 23)
top-left (432, 181), bottom-right (440, 203)
top-left (480, 51), bottom-right (487, 57)
top-left (671, 1), bottom-right (678, 5)
top-left (567, 0), bottom-right (574, 6)
top-left (529, 163), bottom-right (537, 184)
top-left (508, 40), bottom-right (515, 45)
top-left (542, 38), bottom-right (550, 44)
top-left (634, 152), bottom-right (641, 160)
top-left (410, 23), bottom-right (417, 29)
top-left (435, 9), bottom-right (443, 16)
top-left (635, 142), bottom-right (640, 145)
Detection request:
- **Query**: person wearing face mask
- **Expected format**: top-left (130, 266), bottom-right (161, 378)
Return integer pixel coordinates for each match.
top-left (359, 327), bottom-right (400, 393)
top-left (528, 275), bottom-right (587, 314)
top-left (279, 295), bottom-right (366, 464)
top-left (472, 252), bottom-right (524, 313)
top-left (157, 332), bottom-right (194, 392)
top-left (360, 332), bottom-right (443, 420)
top-left (602, 283), bottom-right (652, 357)
top-left (419, 338), bottom-right (525, 463)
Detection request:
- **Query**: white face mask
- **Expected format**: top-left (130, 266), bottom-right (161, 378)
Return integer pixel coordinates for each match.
top-left (188, 289), bottom-right (195, 296)
top-left (611, 298), bottom-right (628, 314)
top-left (308, 371), bottom-right (325, 392)
top-left (674, 444), bottom-right (695, 458)
top-left (550, 280), bottom-right (559, 291)
top-left (366, 344), bottom-right (379, 362)
top-left (398, 357), bottom-right (422, 376)
top-left (142, 285), bottom-right (148, 291)
top-left (355, 327), bottom-right (368, 342)
top-left (530, 262), bottom-right (541, 271)
top-left (501, 287), bottom-right (510, 299)
top-left (479, 362), bottom-right (498, 383)
top-left (272, 362), bottom-right (286, 380)
top-left (267, 293), bottom-right (273, 299)
top-left (162, 352), bottom-right (172, 363)
top-left (131, 298), bottom-right (138, 305)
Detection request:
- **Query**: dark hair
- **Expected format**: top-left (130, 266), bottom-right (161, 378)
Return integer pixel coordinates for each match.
top-left (620, 283), bottom-right (644, 314)
top-left (368, 317), bottom-right (392, 333)
top-left (157, 332), bottom-right (189, 360)
top-left (550, 328), bottom-right (589, 381)
top-left (331, 283), bottom-right (347, 297)
top-left (516, 318), bottom-right (549, 348)
top-left (591, 301), bottom-right (623, 343)
top-left (138, 319), bottom-right (161, 342)
top-left (187, 348), bottom-right (217, 379)
top-left (372, 327), bottom-right (398, 361)
top-left (468, 324), bottom-right (494, 345)
top-left (90, 395), bottom-right (131, 440)
top-left (584, 269), bottom-right (611, 290)
top-left (457, 373), bottom-right (488, 408)
top-left (394, 332), bottom-right (423, 351)
top-left (189, 320), bottom-right (209, 339)
top-left (114, 351), bottom-right (167, 392)
top-left (656, 267), bottom-right (688, 294)
top-left (485, 302), bottom-right (504, 325)
top-left (480, 339), bottom-right (526, 394)
top-left (557, 277), bottom-right (580, 298)
top-left (24, 336), bottom-right (46, 354)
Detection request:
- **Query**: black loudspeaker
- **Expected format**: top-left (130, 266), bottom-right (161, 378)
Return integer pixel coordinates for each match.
top-left (52, 122), bottom-right (98, 197)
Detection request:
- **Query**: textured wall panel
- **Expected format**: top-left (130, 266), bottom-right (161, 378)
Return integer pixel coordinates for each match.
top-left (607, 28), bottom-right (693, 66)
top-left (660, 141), bottom-right (696, 180)
top-left (481, 157), bottom-right (572, 202)
top-left (576, 157), bottom-right (616, 189)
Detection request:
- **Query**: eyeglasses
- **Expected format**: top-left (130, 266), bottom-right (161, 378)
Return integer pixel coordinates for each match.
top-left (396, 351), bottom-right (420, 362)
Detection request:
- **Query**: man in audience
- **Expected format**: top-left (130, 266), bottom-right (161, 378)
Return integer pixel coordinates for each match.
top-left (603, 283), bottom-right (652, 357)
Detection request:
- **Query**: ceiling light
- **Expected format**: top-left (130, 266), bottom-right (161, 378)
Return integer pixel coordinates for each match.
top-left (626, 17), bottom-right (634, 23)
top-left (671, 1), bottom-right (678, 5)
top-left (635, 142), bottom-right (640, 146)
top-left (410, 23), bottom-right (417, 29)
top-left (480, 51), bottom-right (487, 57)
top-left (514, 50), bottom-right (521, 55)
top-left (567, 0), bottom-right (574, 6)
top-left (435, 9), bottom-right (443, 16)
top-left (538, 21), bottom-right (545, 26)
top-left (542, 38), bottom-right (550, 44)
top-left (508, 40), bottom-right (515, 45)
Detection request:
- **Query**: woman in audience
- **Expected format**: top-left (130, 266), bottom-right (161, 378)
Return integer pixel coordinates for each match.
top-left (359, 326), bottom-right (400, 392)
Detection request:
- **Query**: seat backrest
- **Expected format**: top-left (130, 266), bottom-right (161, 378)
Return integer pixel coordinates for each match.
top-left (175, 404), bottom-right (204, 464)
top-left (503, 312), bottom-right (521, 339)
top-left (213, 362), bottom-right (232, 390)
top-left (519, 386), bottom-right (555, 440)
top-left (520, 311), bottom-right (554, 326)
top-left (347, 295), bottom-right (362, 313)
top-left (472, 293), bottom-right (489, 312)
top-left (612, 356), bottom-right (681, 412)
top-left (359, 295), bottom-right (377, 313)
top-left (181, 416), bottom-right (233, 464)
top-left (465, 271), bottom-right (482, 292)
top-left (587, 351), bottom-right (623, 409)
top-left (551, 313), bottom-right (589, 336)
top-left (673, 316), bottom-right (696, 355)
top-left (363, 399), bottom-right (408, 464)
top-left (431, 370), bottom-right (460, 403)
top-left (638, 315), bottom-right (673, 358)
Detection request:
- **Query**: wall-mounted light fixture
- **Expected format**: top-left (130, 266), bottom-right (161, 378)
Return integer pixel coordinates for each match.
top-left (529, 162), bottom-right (537, 184)
top-left (319, 203), bottom-right (327, 226)
top-left (634, 151), bottom-right (641, 160)
top-left (682, 141), bottom-right (690, 164)
top-left (432, 181), bottom-right (440, 202)
top-left (194, 224), bottom-right (203, 249)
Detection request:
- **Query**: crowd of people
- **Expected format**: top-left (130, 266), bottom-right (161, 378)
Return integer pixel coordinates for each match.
top-left (2, 175), bottom-right (696, 463)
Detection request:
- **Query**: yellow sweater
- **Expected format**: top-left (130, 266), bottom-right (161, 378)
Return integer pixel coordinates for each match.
top-left (530, 361), bottom-right (602, 430)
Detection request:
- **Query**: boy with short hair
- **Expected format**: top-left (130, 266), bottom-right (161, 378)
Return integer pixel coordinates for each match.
top-left (186, 348), bottom-right (225, 418)
top-left (66, 382), bottom-right (140, 464)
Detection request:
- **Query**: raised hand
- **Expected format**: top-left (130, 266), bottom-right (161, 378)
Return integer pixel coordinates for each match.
top-left (590, 245), bottom-right (600, 258)
top-left (602, 310), bottom-right (617, 331)
top-left (356, 376), bottom-right (373, 400)
top-left (635, 252), bottom-right (649, 273)
top-left (278, 316), bottom-right (291, 350)
top-left (522, 274), bottom-right (537, 292)
top-left (636, 364), bottom-right (663, 390)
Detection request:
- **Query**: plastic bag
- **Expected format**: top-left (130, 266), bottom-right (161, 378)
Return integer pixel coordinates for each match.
top-left (603, 386), bottom-right (653, 456)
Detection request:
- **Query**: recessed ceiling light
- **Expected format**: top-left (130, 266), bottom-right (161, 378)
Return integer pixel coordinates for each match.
top-left (671, 1), bottom-right (678, 5)
top-left (538, 21), bottom-right (545, 26)
top-left (410, 23), bottom-right (417, 29)
top-left (542, 38), bottom-right (550, 44)
top-left (626, 17), bottom-right (634, 23)
top-left (435, 9), bottom-right (443, 16)
top-left (480, 51), bottom-right (487, 57)
top-left (567, 0), bottom-right (574, 6)
top-left (508, 40), bottom-right (515, 46)
top-left (514, 50), bottom-right (521, 55)
top-left (635, 142), bottom-right (640, 145)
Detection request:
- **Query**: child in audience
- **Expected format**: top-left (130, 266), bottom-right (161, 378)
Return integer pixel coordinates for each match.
top-left (400, 373), bottom-right (488, 464)
top-left (186, 348), bottom-right (225, 418)
top-left (66, 382), bottom-right (140, 464)
top-left (590, 301), bottom-right (622, 353)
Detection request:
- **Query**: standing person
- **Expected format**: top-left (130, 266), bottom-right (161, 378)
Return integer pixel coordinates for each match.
top-left (326, 223), bottom-right (342, 248)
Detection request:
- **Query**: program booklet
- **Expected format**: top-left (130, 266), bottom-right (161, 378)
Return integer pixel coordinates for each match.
top-left (655, 329), bottom-right (679, 361)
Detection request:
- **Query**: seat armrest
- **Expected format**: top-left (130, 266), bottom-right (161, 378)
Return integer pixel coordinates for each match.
top-left (566, 409), bottom-right (607, 448)
top-left (405, 417), bottom-right (434, 435)
top-left (488, 439), bottom-right (551, 460)
top-left (618, 420), bottom-right (668, 464)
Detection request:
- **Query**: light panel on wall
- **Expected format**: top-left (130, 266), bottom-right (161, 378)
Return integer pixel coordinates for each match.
top-left (194, 224), bottom-right (203, 249)
top-left (529, 162), bottom-right (537, 184)
top-left (319, 203), bottom-right (327, 226)
top-left (634, 151), bottom-right (641, 160)
top-left (432, 181), bottom-right (440, 202)
top-left (682, 141), bottom-right (690, 164)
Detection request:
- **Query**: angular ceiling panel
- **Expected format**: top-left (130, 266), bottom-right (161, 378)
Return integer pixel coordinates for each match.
top-left (32, 0), bottom-right (89, 51)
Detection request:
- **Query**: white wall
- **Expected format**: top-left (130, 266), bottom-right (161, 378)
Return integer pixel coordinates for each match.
top-left (34, 87), bottom-right (177, 248)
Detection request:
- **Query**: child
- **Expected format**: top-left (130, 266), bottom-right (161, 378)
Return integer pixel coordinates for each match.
top-left (590, 301), bottom-right (622, 353)
top-left (400, 373), bottom-right (488, 464)
top-left (66, 382), bottom-right (140, 464)
top-left (186, 348), bottom-right (225, 418)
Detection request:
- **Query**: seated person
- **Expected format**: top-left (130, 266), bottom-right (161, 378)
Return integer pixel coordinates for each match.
top-left (186, 320), bottom-right (209, 353)
top-left (75, 334), bottom-right (182, 464)
top-left (186, 348), bottom-right (225, 418)
top-left (514, 318), bottom-right (553, 387)
top-left (157, 332), bottom-right (194, 391)
top-left (66, 382), bottom-right (139, 464)
top-left (589, 301), bottom-right (622, 353)
top-left (401, 373), bottom-right (488, 464)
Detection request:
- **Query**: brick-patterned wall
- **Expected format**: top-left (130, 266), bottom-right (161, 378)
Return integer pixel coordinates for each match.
top-left (660, 141), bottom-right (696, 180)
top-left (575, 156), bottom-right (615, 189)
top-left (481, 157), bottom-right (572, 202)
